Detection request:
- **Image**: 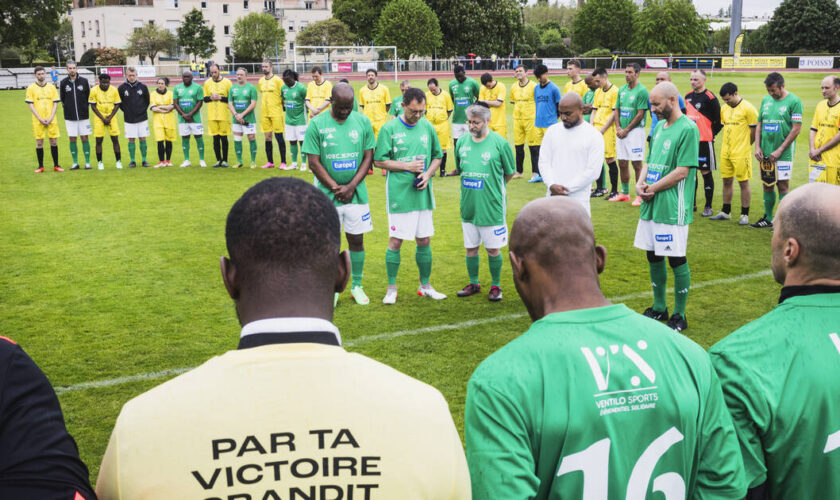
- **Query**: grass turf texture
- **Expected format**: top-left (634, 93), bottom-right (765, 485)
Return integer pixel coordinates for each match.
top-left (0, 71), bottom-right (814, 482)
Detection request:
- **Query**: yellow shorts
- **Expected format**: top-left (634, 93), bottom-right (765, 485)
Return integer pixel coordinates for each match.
top-left (601, 127), bottom-right (616, 159)
top-left (32, 119), bottom-right (60, 140)
top-left (154, 125), bottom-right (177, 142)
top-left (490, 123), bottom-right (507, 139)
top-left (721, 156), bottom-right (752, 182)
top-left (260, 114), bottom-right (284, 134)
top-left (809, 163), bottom-right (840, 185)
top-left (431, 121), bottom-right (451, 150)
top-left (533, 127), bottom-right (547, 145)
top-left (513, 118), bottom-right (540, 146)
top-left (208, 119), bottom-right (231, 136)
top-left (372, 120), bottom-right (389, 140)
top-left (93, 117), bottom-right (120, 137)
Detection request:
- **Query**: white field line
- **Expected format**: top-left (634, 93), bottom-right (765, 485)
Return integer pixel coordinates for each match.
top-left (54, 269), bottom-right (772, 395)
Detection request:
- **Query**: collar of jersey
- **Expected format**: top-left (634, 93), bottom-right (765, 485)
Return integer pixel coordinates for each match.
top-left (240, 317), bottom-right (341, 345)
top-left (778, 284), bottom-right (840, 304)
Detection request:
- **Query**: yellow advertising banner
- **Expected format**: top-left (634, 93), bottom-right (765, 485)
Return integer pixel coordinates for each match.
top-left (721, 56), bottom-right (786, 69)
top-left (733, 34), bottom-right (744, 59)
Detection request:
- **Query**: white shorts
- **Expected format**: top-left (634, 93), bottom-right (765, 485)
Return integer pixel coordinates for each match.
top-left (232, 123), bottom-right (257, 135)
top-left (452, 123), bottom-right (469, 140)
top-left (124, 121), bottom-right (150, 139)
top-left (633, 219), bottom-right (689, 257)
top-left (617, 127), bottom-right (646, 161)
top-left (65, 119), bottom-right (92, 137)
top-left (286, 124), bottom-right (307, 141)
top-left (336, 203), bottom-right (373, 235)
top-left (388, 210), bottom-right (434, 240)
top-left (776, 161), bottom-right (792, 180)
top-left (462, 222), bottom-right (508, 249)
top-left (178, 122), bottom-right (204, 136)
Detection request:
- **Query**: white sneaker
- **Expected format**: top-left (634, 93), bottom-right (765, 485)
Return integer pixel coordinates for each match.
top-left (199, 160), bottom-right (207, 167)
top-left (290, 162), bottom-right (297, 170)
top-left (417, 283), bottom-right (447, 300)
top-left (382, 286), bottom-right (398, 305)
top-left (115, 160), bottom-right (123, 169)
top-left (97, 161), bottom-right (104, 170)
top-left (739, 214), bottom-right (750, 225)
top-left (709, 211), bottom-right (731, 221)
top-left (300, 164), bottom-right (307, 171)
top-left (85, 163), bottom-right (91, 170)
top-left (180, 160), bottom-right (191, 168)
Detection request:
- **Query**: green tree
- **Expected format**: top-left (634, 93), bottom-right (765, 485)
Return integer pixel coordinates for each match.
top-left (296, 18), bottom-right (356, 59)
top-left (332, 0), bottom-right (387, 43)
top-left (96, 47), bottom-right (126, 66)
top-left (631, 0), bottom-right (707, 54)
top-left (708, 26), bottom-right (729, 53)
top-left (744, 24), bottom-right (772, 54)
top-left (79, 48), bottom-right (98, 67)
top-left (541, 28), bottom-right (564, 46)
top-left (572, 0), bottom-right (637, 52)
top-left (177, 8), bottom-right (216, 63)
top-left (18, 39), bottom-right (50, 65)
top-left (537, 27), bottom-right (573, 58)
top-left (524, 3), bottom-right (576, 30)
top-left (0, 0), bottom-right (68, 50)
top-left (55, 18), bottom-right (75, 63)
top-left (374, 0), bottom-right (442, 57)
top-left (764, 0), bottom-right (840, 53)
top-left (536, 20), bottom-right (570, 39)
top-left (426, 0), bottom-right (522, 56)
top-left (516, 24), bottom-right (541, 56)
top-left (126, 23), bottom-right (178, 64)
top-left (231, 12), bottom-right (285, 62)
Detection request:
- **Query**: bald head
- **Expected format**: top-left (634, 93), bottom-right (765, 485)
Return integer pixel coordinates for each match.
top-left (655, 71), bottom-right (671, 83)
top-left (651, 81), bottom-right (679, 101)
top-left (558, 93), bottom-right (583, 128)
top-left (650, 81), bottom-right (681, 122)
top-left (332, 82), bottom-right (354, 103)
top-left (330, 82), bottom-right (354, 121)
top-left (821, 75), bottom-right (840, 100)
top-left (559, 92), bottom-right (582, 108)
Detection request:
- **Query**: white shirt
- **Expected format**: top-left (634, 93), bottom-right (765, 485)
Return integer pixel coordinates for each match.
top-left (539, 119), bottom-right (605, 216)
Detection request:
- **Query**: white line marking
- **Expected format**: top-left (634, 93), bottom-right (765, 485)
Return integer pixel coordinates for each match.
top-left (54, 269), bottom-right (773, 395)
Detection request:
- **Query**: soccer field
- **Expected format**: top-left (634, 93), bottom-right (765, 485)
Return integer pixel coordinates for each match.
top-left (0, 70), bottom-right (820, 482)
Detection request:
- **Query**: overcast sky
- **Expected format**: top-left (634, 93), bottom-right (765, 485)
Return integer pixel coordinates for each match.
top-left (692, 0), bottom-right (782, 17)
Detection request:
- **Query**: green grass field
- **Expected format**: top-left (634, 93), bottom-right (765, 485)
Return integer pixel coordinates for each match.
top-left (0, 70), bottom-right (821, 483)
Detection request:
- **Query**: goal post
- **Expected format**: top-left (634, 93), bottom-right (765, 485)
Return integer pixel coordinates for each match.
top-left (293, 46), bottom-right (398, 82)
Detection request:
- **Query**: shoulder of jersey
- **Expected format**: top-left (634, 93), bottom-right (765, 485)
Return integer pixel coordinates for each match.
top-left (705, 90), bottom-right (716, 100)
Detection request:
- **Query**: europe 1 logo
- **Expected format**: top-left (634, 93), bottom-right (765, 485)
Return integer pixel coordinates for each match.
top-left (581, 340), bottom-right (659, 416)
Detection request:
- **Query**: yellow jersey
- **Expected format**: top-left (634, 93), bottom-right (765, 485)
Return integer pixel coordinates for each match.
top-left (479, 81), bottom-right (507, 131)
top-left (258, 75), bottom-right (284, 118)
top-left (149, 89), bottom-right (176, 130)
top-left (721, 98), bottom-right (758, 159)
top-left (25, 82), bottom-right (59, 121)
top-left (563, 79), bottom-right (588, 99)
top-left (424, 89), bottom-right (453, 125)
top-left (203, 77), bottom-right (232, 121)
top-left (306, 79), bottom-right (333, 113)
top-left (358, 83), bottom-right (391, 125)
top-left (592, 84), bottom-right (618, 129)
top-left (510, 79), bottom-right (536, 121)
top-left (89, 85), bottom-right (122, 117)
top-left (811, 99), bottom-right (840, 167)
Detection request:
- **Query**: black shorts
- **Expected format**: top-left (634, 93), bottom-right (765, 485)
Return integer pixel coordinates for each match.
top-left (698, 141), bottom-right (716, 171)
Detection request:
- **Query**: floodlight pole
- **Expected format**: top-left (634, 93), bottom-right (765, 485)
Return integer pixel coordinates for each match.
top-left (729, 0), bottom-right (743, 53)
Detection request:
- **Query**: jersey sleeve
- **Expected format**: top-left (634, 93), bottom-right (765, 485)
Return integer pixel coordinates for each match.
top-left (383, 86), bottom-right (391, 105)
top-left (496, 83), bottom-right (506, 102)
top-left (25, 85), bottom-right (34, 103)
top-left (363, 116), bottom-right (376, 150)
top-left (553, 84), bottom-right (561, 103)
top-left (429, 122), bottom-right (443, 160)
top-left (301, 121), bottom-right (321, 156)
top-left (811, 104), bottom-right (821, 130)
top-left (608, 88), bottom-right (618, 108)
top-left (50, 85), bottom-right (59, 102)
top-left (677, 123), bottom-right (700, 167)
top-left (478, 86), bottom-right (487, 101)
top-left (357, 88), bottom-right (366, 107)
top-left (746, 102), bottom-right (758, 127)
top-left (373, 124), bottom-right (392, 162)
top-left (113, 88), bottom-right (121, 105)
top-left (791, 97), bottom-right (803, 123)
top-left (678, 95), bottom-right (686, 112)
top-left (498, 136), bottom-right (515, 175)
top-left (637, 87), bottom-right (650, 111)
top-left (445, 92), bottom-right (453, 111)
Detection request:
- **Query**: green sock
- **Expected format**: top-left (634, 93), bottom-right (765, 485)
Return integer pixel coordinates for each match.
top-left (249, 139), bottom-right (257, 162)
top-left (290, 142), bottom-right (298, 163)
top-left (349, 250), bottom-right (365, 288)
top-left (234, 139), bottom-right (243, 163)
top-left (195, 136), bottom-right (205, 161)
top-left (649, 259), bottom-right (668, 312)
top-left (139, 140), bottom-right (147, 162)
top-left (466, 255), bottom-right (480, 285)
top-left (621, 182), bottom-right (630, 195)
top-left (763, 191), bottom-right (777, 221)
top-left (128, 141), bottom-right (136, 161)
top-left (182, 138), bottom-right (190, 160)
top-left (385, 248), bottom-right (401, 286)
top-left (69, 142), bottom-right (78, 164)
top-left (672, 262), bottom-right (690, 316)
top-left (415, 245), bottom-right (432, 286)
top-left (779, 191), bottom-right (788, 201)
top-left (82, 141), bottom-right (90, 163)
top-left (488, 254), bottom-right (503, 287)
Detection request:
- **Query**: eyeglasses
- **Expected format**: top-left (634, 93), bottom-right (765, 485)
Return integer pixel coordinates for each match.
top-left (404, 108), bottom-right (425, 116)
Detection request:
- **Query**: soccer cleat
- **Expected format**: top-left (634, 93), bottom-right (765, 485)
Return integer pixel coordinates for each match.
top-left (527, 174), bottom-right (543, 183)
top-left (279, 162), bottom-right (288, 170)
top-left (367, 168), bottom-right (374, 175)
top-left (701, 207), bottom-right (714, 217)
top-left (34, 167), bottom-right (45, 173)
top-left (115, 161), bottom-right (123, 169)
top-left (604, 191), bottom-right (618, 201)
top-left (488, 286), bottom-right (503, 302)
top-left (457, 283), bottom-right (481, 297)
top-left (154, 161), bottom-right (166, 168)
top-left (382, 286), bottom-right (398, 305)
top-left (631, 196), bottom-right (642, 206)
top-left (350, 286), bottom-right (370, 305)
top-left (70, 164), bottom-right (80, 171)
top-left (250, 163), bottom-right (257, 169)
top-left (739, 214), bottom-right (750, 225)
top-left (290, 162), bottom-right (297, 170)
top-left (260, 162), bottom-right (274, 169)
top-left (511, 172), bottom-right (523, 179)
top-left (53, 166), bottom-right (64, 172)
top-left (709, 211), bottom-right (731, 221)
top-left (666, 313), bottom-right (688, 332)
top-left (417, 284), bottom-right (447, 300)
top-left (128, 161), bottom-right (137, 168)
top-left (199, 160), bottom-right (207, 167)
top-left (84, 163), bottom-right (92, 170)
top-left (590, 187), bottom-right (608, 198)
top-left (180, 160), bottom-right (191, 168)
top-left (165, 161), bottom-right (173, 167)
top-left (642, 307), bottom-right (669, 321)
top-left (750, 217), bottom-right (773, 228)
top-left (445, 170), bottom-right (460, 177)
top-left (301, 164), bottom-right (308, 171)
top-left (212, 161), bottom-right (222, 167)
top-left (381, 169), bottom-right (386, 176)
top-left (221, 161), bottom-right (228, 168)
top-left (232, 163), bottom-right (243, 169)
top-left (141, 161), bottom-right (150, 167)
top-left (609, 193), bottom-right (630, 202)
top-left (97, 162), bottom-right (104, 170)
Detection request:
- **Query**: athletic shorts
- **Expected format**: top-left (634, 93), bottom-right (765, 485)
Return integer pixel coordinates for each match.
top-left (372, 120), bottom-right (386, 140)
top-left (776, 160), bottom-right (792, 180)
top-left (601, 126), bottom-right (617, 159)
top-left (633, 219), bottom-right (689, 257)
top-left (389, 210), bottom-right (434, 240)
top-left (65, 119), bottom-right (91, 137)
top-left (93, 117), bottom-right (120, 137)
top-left (451, 123), bottom-right (468, 140)
top-left (260, 114), bottom-right (284, 134)
top-left (285, 124), bottom-right (307, 141)
top-left (232, 122), bottom-right (257, 135)
top-left (431, 121), bottom-right (450, 150)
top-left (124, 120), bottom-right (150, 139)
top-left (208, 119), bottom-right (230, 136)
top-left (154, 124), bottom-right (177, 142)
top-left (32, 119), bottom-right (60, 140)
top-left (533, 126), bottom-right (548, 145)
top-left (462, 222), bottom-right (508, 249)
top-left (698, 141), bottom-right (716, 170)
top-left (513, 118), bottom-right (540, 146)
top-left (720, 156), bottom-right (752, 181)
top-left (336, 203), bottom-right (373, 235)
top-left (617, 127), bottom-right (646, 161)
top-left (489, 123), bottom-right (507, 139)
top-left (178, 122), bottom-right (204, 136)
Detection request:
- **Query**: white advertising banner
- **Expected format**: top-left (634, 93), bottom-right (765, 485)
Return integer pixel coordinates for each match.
top-left (136, 66), bottom-right (156, 78)
top-left (799, 56), bottom-right (833, 69)
top-left (543, 58), bottom-right (565, 70)
top-left (645, 58), bottom-right (668, 69)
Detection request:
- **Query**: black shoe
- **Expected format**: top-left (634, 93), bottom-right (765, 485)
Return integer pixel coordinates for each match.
top-left (141, 161), bottom-right (150, 167)
top-left (604, 191), bottom-right (619, 201)
top-left (69, 164), bottom-right (80, 171)
top-left (457, 283), bottom-right (481, 297)
top-left (643, 307), bottom-right (669, 321)
top-left (750, 217), bottom-right (773, 228)
top-left (128, 161), bottom-right (137, 168)
top-left (488, 286), bottom-right (502, 302)
top-left (84, 164), bottom-right (92, 170)
top-left (213, 161), bottom-right (223, 168)
top-left (221, 161), bottom-right (228, 168)
top-left (439, 170), bottom-right (446, 177)
top-left (666, 313), bottom-right (688, 332)
top-left (591, 187), bottom-right (608, 198)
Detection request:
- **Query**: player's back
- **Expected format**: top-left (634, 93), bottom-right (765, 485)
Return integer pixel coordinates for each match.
top-left (466, 303), bottom-right (746, 500)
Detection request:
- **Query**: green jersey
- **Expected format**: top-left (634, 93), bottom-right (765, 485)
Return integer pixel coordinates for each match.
top-left (710, 290), bottom-right (840, 499)
top-left (229, 83), bottom-right (257, 124)
top-left (615, 83), bottom-right (649, 129)
top-left (583, 89), bottom-right (595, 123)
top-left (301, 111), bottom-right (375, 206)
top-left (466, 304), bottom-right (747, 500)
top-left (448, 77), bottom-right (481, 124)
top-left (641, 115), bottom-right (699, 226)
top-left (758, 92), bottom-right (803, 162)
top-left (455, 131), bottom-right (515, 226)
top-left (374, 116), bottom-right (442, 213)
top-left (281, 82), bottom-right (307, 126)
top-left (172, 83), bottom-right (204, 123)
top-left (389, 95), bottom-right (404, 117)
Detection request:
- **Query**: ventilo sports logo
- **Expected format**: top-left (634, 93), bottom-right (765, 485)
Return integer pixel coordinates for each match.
top-left (581, 340), bottom-right (660, 416)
